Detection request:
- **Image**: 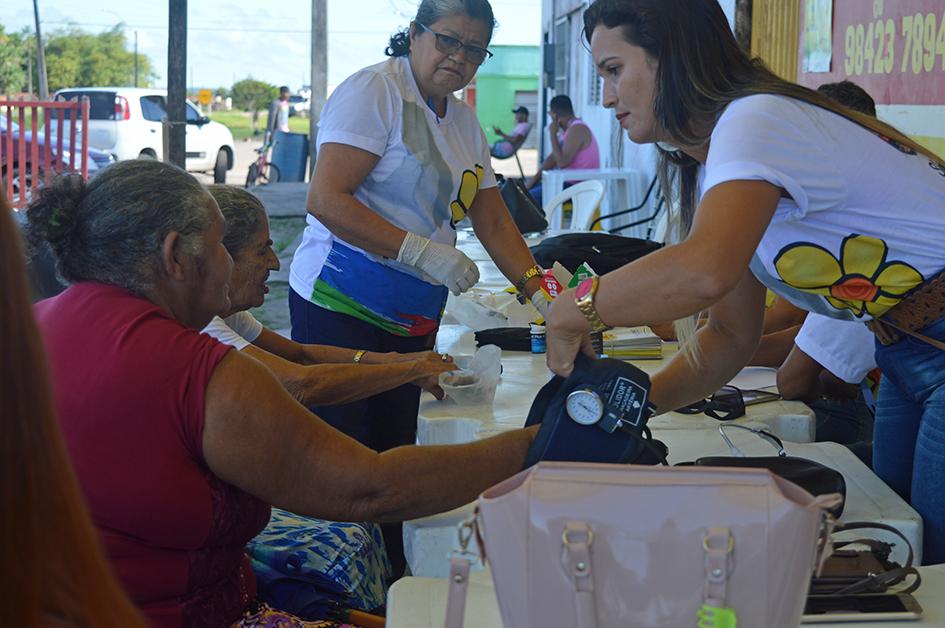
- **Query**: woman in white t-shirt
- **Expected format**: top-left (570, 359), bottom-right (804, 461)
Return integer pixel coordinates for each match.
top-left (546, 0), bottom-right (945, 563)
top-left (288, 0), bottom-right (546, 575)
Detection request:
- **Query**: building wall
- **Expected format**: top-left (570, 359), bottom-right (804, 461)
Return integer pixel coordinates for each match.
top-left (793, 0), bottom-right (945, 158)
top-left (474, 45), bottom-right (540, 149)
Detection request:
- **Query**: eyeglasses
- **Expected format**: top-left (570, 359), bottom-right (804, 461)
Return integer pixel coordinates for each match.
top-left (676, 385), bottom-right (746, 421)
top-left (675, 385), bottom-right (781, 421)
top-left (417, 23), bottom-right (493, 65)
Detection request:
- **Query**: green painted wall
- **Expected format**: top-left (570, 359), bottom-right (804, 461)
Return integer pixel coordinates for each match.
top-left (474, 45), bottom-right (539, 145)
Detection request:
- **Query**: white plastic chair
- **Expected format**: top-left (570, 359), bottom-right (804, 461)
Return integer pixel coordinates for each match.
top-left (542, 179), bottom-right (606, 231)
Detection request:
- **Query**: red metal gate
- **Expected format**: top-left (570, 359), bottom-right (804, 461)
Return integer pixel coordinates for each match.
top-left (1, 98), bottom-right (90, 210)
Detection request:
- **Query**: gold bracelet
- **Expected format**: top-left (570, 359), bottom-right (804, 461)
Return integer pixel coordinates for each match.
top-left (353, 349), bottom-right (367, 363)
top-left (516, 264), bottom-right (542, 293)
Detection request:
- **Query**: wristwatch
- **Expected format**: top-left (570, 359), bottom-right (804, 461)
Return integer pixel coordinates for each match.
top-left (516, 264), bottom-right (542, 293)
top-left (574, 276), bottom-right (610, 332)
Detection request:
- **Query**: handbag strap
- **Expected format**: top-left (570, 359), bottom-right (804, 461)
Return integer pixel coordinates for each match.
top-left (561, 521), bottom-right (598, 628)
top-left (819, 521), bottom-right (922, 595)
top-left (443, 517), bottom-right (481, 628)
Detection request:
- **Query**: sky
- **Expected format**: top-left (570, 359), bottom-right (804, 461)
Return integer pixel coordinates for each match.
top-left (5, 0), bottom-right (542, 92)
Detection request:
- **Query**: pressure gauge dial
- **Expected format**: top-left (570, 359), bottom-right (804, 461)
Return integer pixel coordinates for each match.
top-left (565, 389), bottom-right (605, 426)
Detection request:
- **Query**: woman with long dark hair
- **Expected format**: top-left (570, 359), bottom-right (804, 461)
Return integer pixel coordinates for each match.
top-left (0, 193), bottom-right (145, 627)
top-left (545, 0), bottom-right (945, 563)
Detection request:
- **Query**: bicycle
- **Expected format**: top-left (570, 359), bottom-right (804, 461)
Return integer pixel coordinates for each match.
top-left (245, 140), bottom-right (281, 187)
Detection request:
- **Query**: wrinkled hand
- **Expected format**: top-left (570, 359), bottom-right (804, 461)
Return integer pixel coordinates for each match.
top-left (398, 232), bottom-right (479, 296)
top-left (411, 359), bottom-right (458, 400)
top-left (378, 350), bottom-right (449, 365)
top-left (545, 291), bottom-right (596, 377)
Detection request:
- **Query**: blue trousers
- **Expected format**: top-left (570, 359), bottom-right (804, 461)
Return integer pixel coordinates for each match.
top-left (289, 289), bottom-right (436, 578)
top-left (872, 315), bottom-right (945, 564)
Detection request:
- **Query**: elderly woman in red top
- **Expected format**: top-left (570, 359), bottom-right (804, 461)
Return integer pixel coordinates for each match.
top-left (27, 159), bottom-right (535, 628)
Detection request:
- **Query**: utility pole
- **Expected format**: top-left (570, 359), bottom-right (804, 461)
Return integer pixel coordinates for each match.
top-left (309, 0), bottom-right (327, 176)
top-left (32, 0), bottom-right (49, 100)
top-left (134, 31), bottom-right (139, 87)
top-left (167, 0), bottom-right (187, 168)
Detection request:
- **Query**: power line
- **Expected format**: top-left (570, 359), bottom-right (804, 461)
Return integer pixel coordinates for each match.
top-left (39, 20), bottom-right (393, 35)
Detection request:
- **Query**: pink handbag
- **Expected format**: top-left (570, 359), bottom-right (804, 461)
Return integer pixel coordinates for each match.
top-left (445, 462), bottom-right (841, 628)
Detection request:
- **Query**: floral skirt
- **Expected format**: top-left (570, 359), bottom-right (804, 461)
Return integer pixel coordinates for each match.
top-left (233, 602), bottom-right (355, 627)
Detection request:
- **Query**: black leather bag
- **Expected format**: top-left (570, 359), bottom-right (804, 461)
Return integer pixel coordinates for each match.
top-left (497, 176), bottom-right (548, 234)
top-left (677, 424), bottom-right (847, 518)
top-left (529, 232), bottom-right (663, 275)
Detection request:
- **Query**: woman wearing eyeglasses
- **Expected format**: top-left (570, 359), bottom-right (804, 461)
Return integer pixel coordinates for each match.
top-left (288, 0), bottom-right (545, 574)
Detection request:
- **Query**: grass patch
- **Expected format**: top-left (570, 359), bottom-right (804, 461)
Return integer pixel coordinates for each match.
top-left (211, 111), bottom-right (310, 141)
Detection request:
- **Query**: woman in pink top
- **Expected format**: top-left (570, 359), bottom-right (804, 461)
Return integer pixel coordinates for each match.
top-left (525, 94), bottom-right (601, 203)
top-left (27, 159), bottom-right (537, 627)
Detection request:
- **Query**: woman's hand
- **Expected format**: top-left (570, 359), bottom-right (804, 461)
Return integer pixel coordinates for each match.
top-left (377, 350), bottom-right (451, 365)
top-left (545, 288), bottom-right (596, 377)
top-left (410, 359), bottom-right (457, 400)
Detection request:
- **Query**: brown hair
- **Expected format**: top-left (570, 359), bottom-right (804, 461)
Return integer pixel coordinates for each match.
top-left (583, 0), bottom-right (943, 236)
top-left (0, 197), bottom-right (144, 626)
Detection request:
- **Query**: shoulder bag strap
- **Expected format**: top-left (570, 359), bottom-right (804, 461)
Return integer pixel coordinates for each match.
top-left (444, 556), bottom-right (473, 628)
top-left (561, 521), bottom-right (598, 628)
top-left (829, 521), bottom-right (922, 594)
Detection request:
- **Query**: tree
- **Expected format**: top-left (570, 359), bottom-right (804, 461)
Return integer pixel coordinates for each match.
top-left (0, 26), bottom-right (27, 95)
top-left (231, 78), bottom-right (277, 134)
top-left (38, 25), bottom-right (157, 92)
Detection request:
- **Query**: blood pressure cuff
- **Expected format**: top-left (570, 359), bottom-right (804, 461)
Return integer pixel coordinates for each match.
top-left (522, 354), bottom-right (665, 468)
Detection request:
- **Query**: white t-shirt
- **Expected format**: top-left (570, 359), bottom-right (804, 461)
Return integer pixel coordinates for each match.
top-left (702, 94), bottom-right (945, 322)
top-left (794, 314), bottom-right (876, 384)
top-left (289, 56), bottom-right (496, 337)
top-left (201, 311), bottom-right (264, 350)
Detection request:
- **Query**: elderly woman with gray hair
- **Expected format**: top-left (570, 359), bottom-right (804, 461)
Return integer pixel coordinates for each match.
top-left (28, 159), bottom-right (535, 627)
top-left (202, 184), bottom-right (455, 406)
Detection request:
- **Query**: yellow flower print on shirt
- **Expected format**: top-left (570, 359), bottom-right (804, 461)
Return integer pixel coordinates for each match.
top-left (773, 234), bottom-right (924, 318)
top-left (450, 164), bottom-right (484, 225)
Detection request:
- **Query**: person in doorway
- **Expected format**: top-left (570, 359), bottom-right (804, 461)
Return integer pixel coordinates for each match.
top-left (490, 105), bottom-right (532, 158)
top-left (524, 94), bottom-right (601, 205)
top-left (288, 0), bottom-right (547, 576)
top-left (265, 86), bottom-right (291, 144)
top-left (546, 0), bottom-right (945, 563)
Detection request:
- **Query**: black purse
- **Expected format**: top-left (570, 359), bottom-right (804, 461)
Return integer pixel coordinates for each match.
top-left (497, 176), bottom-right (548, 234)
top-left (677, 423), bottom-right (847, 518)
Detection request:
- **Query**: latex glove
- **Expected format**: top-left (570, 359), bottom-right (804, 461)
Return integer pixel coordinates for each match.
top-left (530, 291), bottom-right (552, 321)
top-left (397, 232), bottom-right (479, 296)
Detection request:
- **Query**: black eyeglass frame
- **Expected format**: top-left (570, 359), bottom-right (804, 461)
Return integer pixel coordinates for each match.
top-left (416, 23), bottom-right (493, 65)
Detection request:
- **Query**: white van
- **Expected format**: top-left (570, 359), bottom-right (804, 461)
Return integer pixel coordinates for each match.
top-left (53, 87), bottom-right (235, 183)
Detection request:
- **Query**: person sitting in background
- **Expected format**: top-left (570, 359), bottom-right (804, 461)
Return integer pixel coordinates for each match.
top-left (0, 193), bottom-right (145, 628)
top-left (490, 106), bottom-right (532, 158)
top-left (204, 184), bottom-right (455, 405)
top-left (524, 94), bottom-right (601, 205)
top-left (28, 159), bottom-right (536, 627)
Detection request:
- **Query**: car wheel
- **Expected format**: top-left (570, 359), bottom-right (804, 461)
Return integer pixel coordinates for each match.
top-left (213, 149), bottom-right (228, 183)
top-left (7, 165), bottom-right (45, 205)
top-left (138, 149), bottom-right (157, 160)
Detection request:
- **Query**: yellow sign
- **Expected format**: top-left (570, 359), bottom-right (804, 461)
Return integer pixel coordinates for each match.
top-left (198, 89), bottom-right (213, 105)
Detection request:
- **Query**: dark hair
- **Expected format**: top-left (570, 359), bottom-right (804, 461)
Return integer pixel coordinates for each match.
top-left (583, 0), bottom-right (942, 237)
top-left (386, 0), bottom-right (496, 57)
top-left (207, 184), bottom-right (267, 258)
top-left (279, 86), bottom-right (290, 94)
top-left (549, 95), bottom-right (574, 116)
top-left (817, 81), bottom-right (876, 117)
top-left (0, 193), bottom-right (146, 628)
top-left (26, 159), bottom-right (213, 296)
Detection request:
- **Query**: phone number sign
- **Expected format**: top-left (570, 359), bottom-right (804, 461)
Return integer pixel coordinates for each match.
top-left (798, 0), bottom-right (945, 105)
